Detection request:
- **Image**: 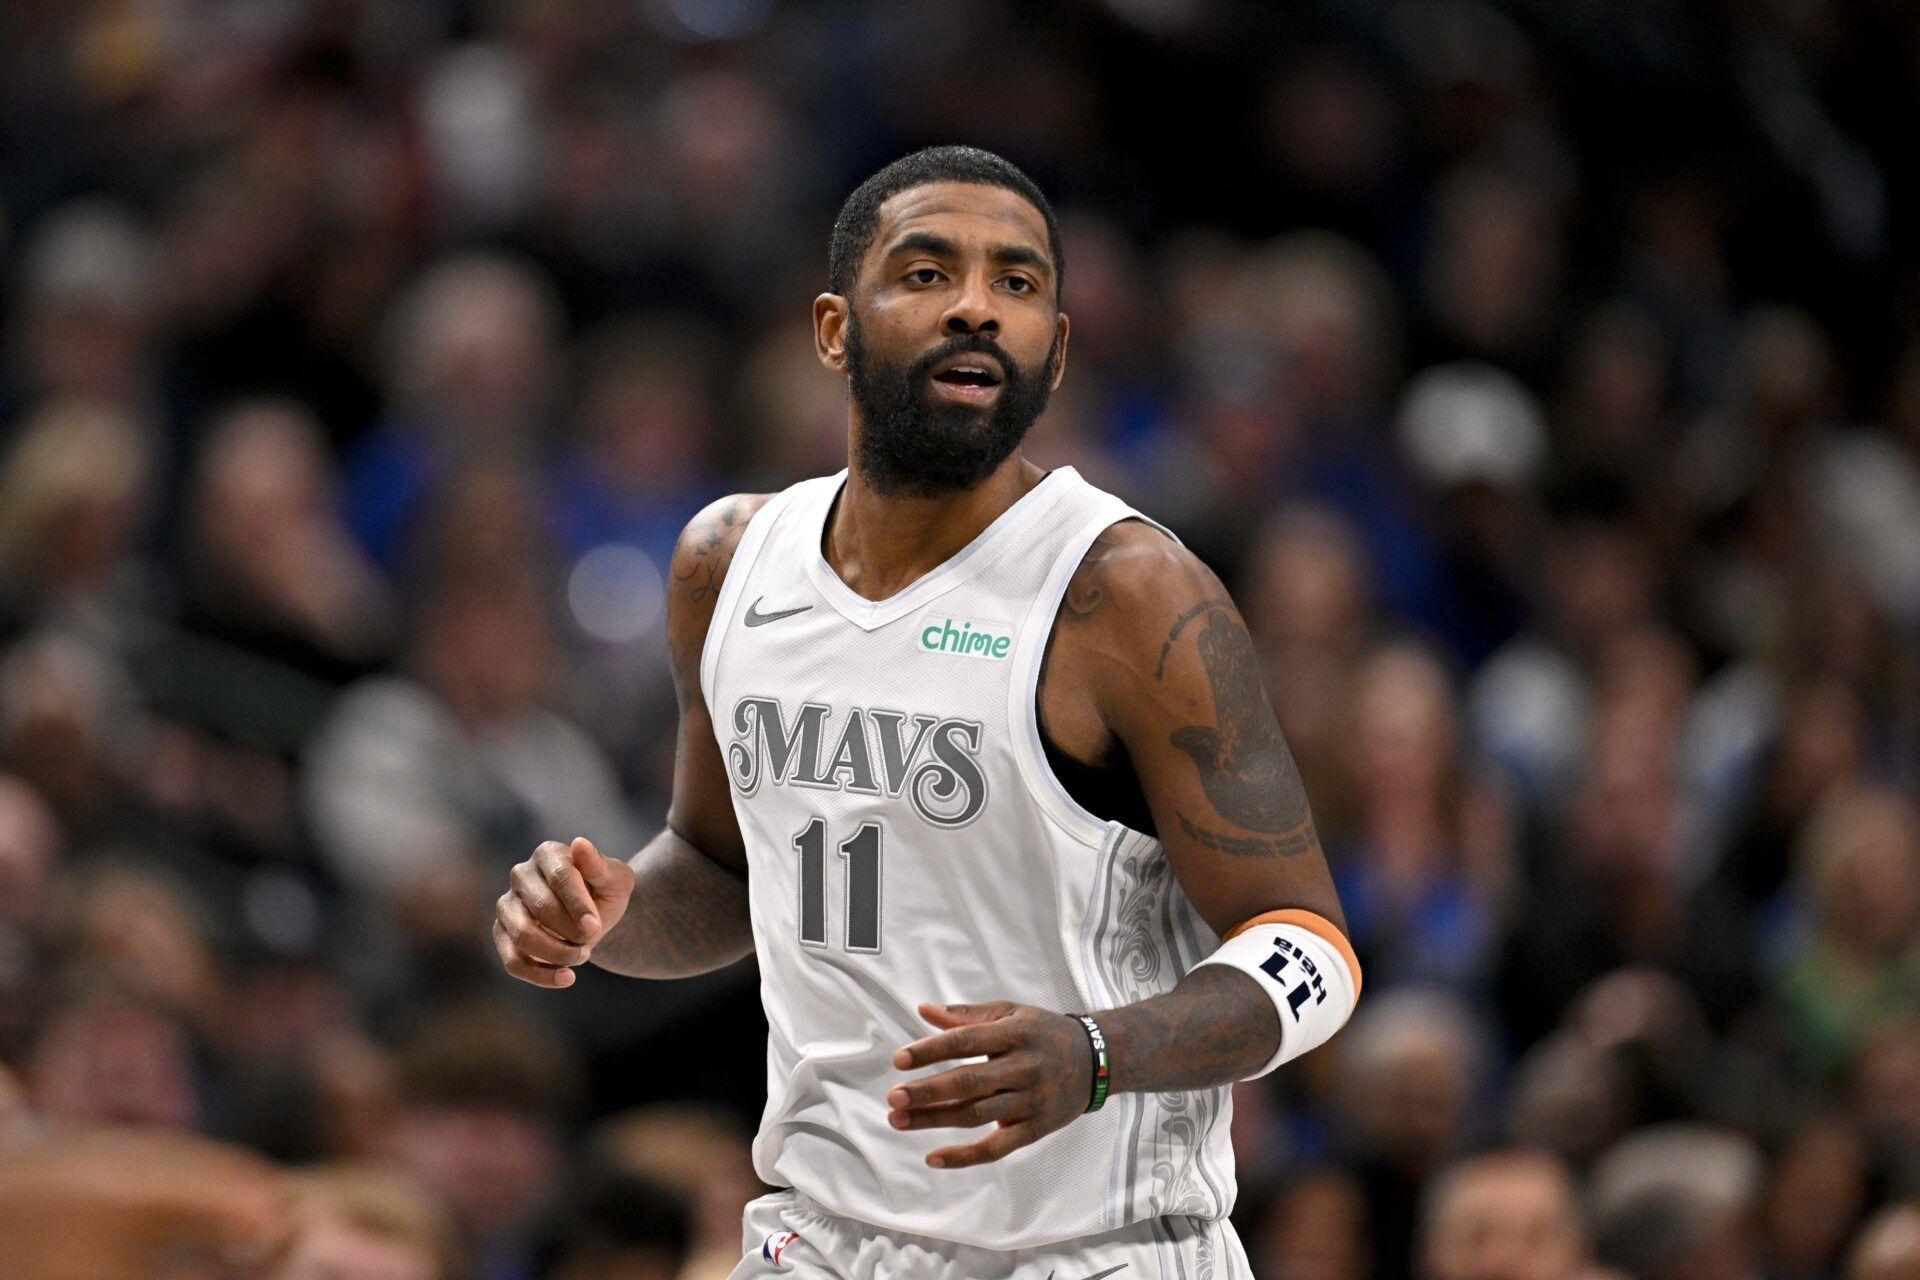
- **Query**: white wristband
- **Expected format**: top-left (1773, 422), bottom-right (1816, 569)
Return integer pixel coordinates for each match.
top-left (1191, 915), bottom-right (1361, 1080)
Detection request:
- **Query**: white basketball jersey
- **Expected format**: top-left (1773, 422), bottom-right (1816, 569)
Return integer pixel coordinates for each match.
top-left (700, 466), bottom-right (1235, 1250)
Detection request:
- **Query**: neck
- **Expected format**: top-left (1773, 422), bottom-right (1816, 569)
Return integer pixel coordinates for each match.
top-left (825, 452), bottom-right (1048, 601)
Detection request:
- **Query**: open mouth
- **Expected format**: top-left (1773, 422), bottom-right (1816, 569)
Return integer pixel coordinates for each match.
top-left (932, 366), bottom-right (1001, 388)
top-left (928, 355), bottom-right (1005, 402)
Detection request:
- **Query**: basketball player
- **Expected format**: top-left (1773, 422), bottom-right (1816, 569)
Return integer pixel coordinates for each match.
top-left (493, 146), bottom-right (1361, 1279)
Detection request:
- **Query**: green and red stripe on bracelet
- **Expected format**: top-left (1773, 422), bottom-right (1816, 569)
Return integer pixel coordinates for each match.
top-left (1070, 1013), bottom-right (1111, 1113)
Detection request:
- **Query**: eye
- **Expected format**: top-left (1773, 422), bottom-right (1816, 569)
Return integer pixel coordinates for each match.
top-left (907, 267), bottom-right (943, 285)
top-left (1002, 275), bottom-right (1034, 294)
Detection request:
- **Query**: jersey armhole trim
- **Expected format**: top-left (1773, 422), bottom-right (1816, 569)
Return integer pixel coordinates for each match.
top-left (698, 485), bottom-right (798, 722)
top-left (1006, 503), bottom-right (1181, 850)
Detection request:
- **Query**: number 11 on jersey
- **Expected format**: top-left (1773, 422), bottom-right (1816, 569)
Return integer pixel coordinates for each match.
top-left (793, 818), bottom-right (883, 954)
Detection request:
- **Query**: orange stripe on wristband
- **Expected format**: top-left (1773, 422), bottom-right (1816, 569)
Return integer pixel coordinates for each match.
top-left (1222, 909), bottom-right (1362, 997)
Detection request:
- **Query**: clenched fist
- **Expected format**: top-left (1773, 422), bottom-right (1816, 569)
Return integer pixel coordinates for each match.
top-left (493, 837), bottom-right (635, 988)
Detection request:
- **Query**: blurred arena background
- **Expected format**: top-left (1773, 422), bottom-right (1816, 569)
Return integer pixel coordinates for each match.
top-left (1, 0), bottom-right (1919, 1278)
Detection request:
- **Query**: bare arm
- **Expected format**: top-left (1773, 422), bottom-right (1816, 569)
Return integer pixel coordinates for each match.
top-left (1070, 524), bottom-right (1344, 1089)
top-left (885, 523), bottom-right (1350, 1167)
top-left (493, 494), bottom-right (769, 986)
top-left (578, 826), bottom-right (750, 978)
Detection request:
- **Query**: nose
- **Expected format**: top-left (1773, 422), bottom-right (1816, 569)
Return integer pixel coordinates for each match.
top-left (941, 270), bottom-right (999, 336)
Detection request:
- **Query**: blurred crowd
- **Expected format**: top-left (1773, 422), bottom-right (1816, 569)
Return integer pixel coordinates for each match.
top-left (1, 0), bottom-right (1919, 1278)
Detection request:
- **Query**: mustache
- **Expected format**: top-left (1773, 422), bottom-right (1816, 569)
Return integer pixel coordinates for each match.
top-left (906, 333), bottom-right (1024, 385)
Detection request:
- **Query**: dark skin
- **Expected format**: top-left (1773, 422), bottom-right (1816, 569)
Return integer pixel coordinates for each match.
top-left (492, 180), bottom-right (1348, 1171)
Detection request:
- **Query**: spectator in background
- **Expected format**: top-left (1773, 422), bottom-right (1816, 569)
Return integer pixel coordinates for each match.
top-left (0, 774), bottom-right (61, 1056)
top-left (1248, 1168), bottom-right (1373, 1280)
top-left (1393, 362), bottom-right (1548, 667)
top-left (56, 860), bottom-right (223, 1025)
top-left (1502, 1030), bottom-right (1633, 1170)
top-left (0, 631), bottom-right (149, 851)
top-left (1552, 304), bottom-right (1677, 512)
top-left (1717, 677), bottom-right (1868, 914)
top-left (180, 399), bottom-right (394, 694)
top-left (1846, 1203), bottom-right (1920, 1280)
top-left (1759, 1116), bottom-right (1872, 1280)
top-left (535, 1163), bottom-right (690, 1280)
top-left (1415, 164), bottom-right (1568, 389)
top-left (545, 319), bottom-right (726, 774)
top-left (1420, 1149), bottom-right (1592, 1280)
top-left (1242, 503), bottom-right (1376, 846)
top-left (1467, 520), bottom-right (1662, 819)
top-left (0, 1126), bottom-right (296, 1280)
top-left (1588, 1125), bottom-right (1764, 1280)
top-left (1498, 649), bottom-right (1756, 1048)
top-left (586, 1107), bottom-right (763, 1280)
top-left (0, 1061), bottom-right (40, 1155)
top-left (1334, 641), bottom-right (1514, 993)
top-left (21, 980), bottom-right (202, 1133)
top-left (275, 1161), bottom-right (460, 1280)
top-left (1332, 989), bottom-right (1490, 1280)
top-left (302, 557), bottom-right (641, 961)
top-left (1774, 786), bottom-right (1920, 1078)
top-left (343, 255), bottom-right (564, 572)
top-left (0, 397), bottom-right (156, 649)
top-left (547, 318), bottom-right (726, 571)
top-left (4, 201), bottom-right (159, 418)
top-left (1849, 1020), bottom-right (1920, 1196)
top-left (391, 1003), bottom-right (579, 1280)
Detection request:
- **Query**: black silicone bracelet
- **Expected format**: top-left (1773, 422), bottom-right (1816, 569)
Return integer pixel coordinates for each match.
top-left (1069, 1013), bottom-right (1111, 1113)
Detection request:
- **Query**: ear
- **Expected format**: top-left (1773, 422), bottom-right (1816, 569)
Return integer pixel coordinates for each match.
top-left (1048, 310), bottom-right (1070, 391)
top-left (815, 294), bottom-right (850, 374)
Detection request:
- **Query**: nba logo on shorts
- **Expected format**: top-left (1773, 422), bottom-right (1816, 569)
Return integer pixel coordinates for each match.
top-left (762, 1230), bottom-right (802, 1266)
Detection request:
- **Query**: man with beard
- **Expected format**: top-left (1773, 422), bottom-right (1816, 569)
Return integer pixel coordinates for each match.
top-left (492, 147), bottom-right (1360, 1278)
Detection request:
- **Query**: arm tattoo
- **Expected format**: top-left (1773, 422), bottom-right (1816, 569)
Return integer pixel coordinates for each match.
top-left (1178, 811), bottom-right (1312, 857)
top-left (1098, 964), bottom-right (1280, 1093)
top-left (1155, 596), bottom-right (1229, 679)
top-left (1167, 605), bottom-right (1315, 856)
top-left (1061, 528), bottom-right (1125, 620)
top-left (672, 496), bottom-right (744, 604)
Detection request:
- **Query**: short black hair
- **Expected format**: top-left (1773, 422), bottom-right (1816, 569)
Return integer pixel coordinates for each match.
top-left (828, 145), bottom-right (1064, 302)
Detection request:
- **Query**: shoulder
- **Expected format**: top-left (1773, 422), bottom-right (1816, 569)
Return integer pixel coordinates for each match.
top-left (668, 493), bottom-right (777, 595)
top-left (1052, 516), bottom-right (1252, 729)
top-left (1060, 517), bottom-right (1232, 645)
top-left (665, 492), bottom-right (774, 688)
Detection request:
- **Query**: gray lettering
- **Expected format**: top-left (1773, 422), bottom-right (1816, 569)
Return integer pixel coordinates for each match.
top-left (824, 709), bottom-right (880, 795)
top-left (730, 698), bottom-right (831, 793)
top-left (869, 710), bottom-right (938, 797)
top-left (912, 718), bottom-right (989, 828)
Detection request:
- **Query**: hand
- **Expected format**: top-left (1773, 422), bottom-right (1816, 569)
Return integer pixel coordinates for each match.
top-left (493, 837), bottom-right (635, 988)
top-left (886, 1000), bottom-right (1093, 1169)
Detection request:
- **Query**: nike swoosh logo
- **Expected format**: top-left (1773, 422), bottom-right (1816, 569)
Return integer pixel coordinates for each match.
top-left (744, 597), bottom-right (814, 627)
top-left (1045, 1267), bottom-right (1128, 1280)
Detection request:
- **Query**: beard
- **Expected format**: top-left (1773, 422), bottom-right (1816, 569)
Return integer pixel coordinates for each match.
top-left (845, 313), bottom-right (1060, 498)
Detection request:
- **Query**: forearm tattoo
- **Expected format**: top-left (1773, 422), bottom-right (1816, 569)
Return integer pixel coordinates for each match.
top-left (1099, 964), bottom-right (1280, 1093)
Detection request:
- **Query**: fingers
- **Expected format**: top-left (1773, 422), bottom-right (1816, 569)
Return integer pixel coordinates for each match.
top-left (496, 893), bottom-right (591, 968)
top-left (894, 1014), bottom-right (1022, 1070)
top-left (531, 841), bottom-right (601, 937)
top-left (512, 859), bottom-right (591, 945)
top-left (888, 1055), bottom-right (1036, 1112)
top-left (492, 918), bottom-right (575, 989)
top-left (888, 1089), bottom-right (1029, 1132)
top-left (927, 1120), bottom-right (1043, 1170)
top-left (917, 1000), bottom-right (1017, 1028)
top-left (570, 837), bottom-right (631, 899)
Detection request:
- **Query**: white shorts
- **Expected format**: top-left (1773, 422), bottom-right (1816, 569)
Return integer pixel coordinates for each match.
top-left (728, 1188), bottom-right (1253, 1280)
